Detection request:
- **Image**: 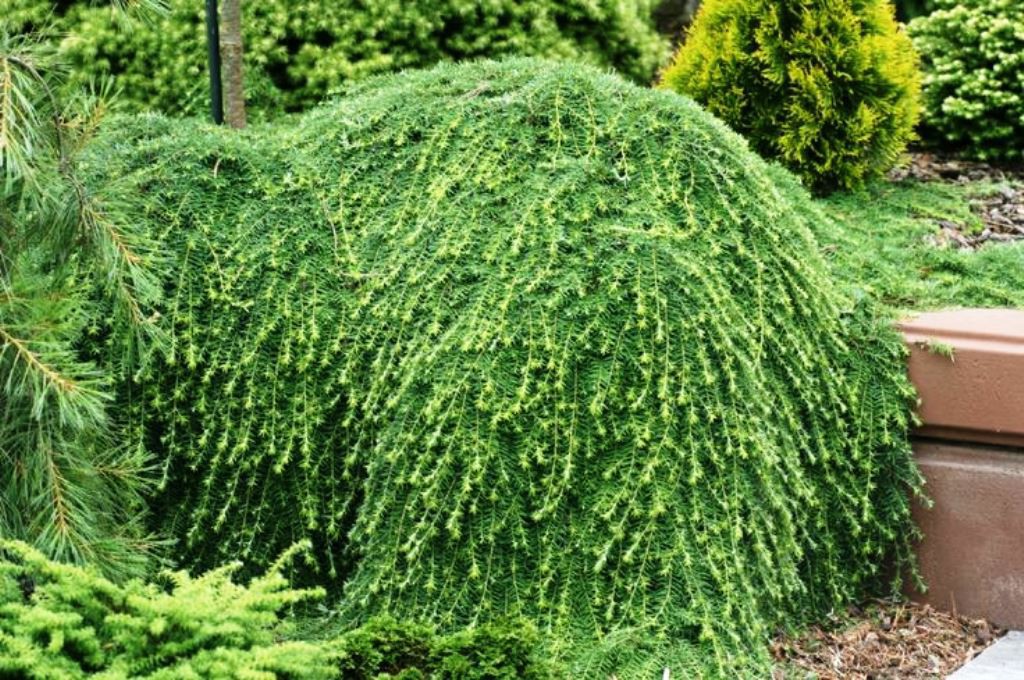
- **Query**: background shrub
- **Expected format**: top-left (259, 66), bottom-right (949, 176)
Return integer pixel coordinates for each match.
top-left (909, 0), bottom-right (1024, 160)
top-left (653, 0), bottom-right (935, 32)
top-left (86, 58), bottom-right (921, 676)
top-left (15, 0), bottom-right (667, 117)
top-left (3, 0), bottom-right (52, 32)
top-left (660, 0), bottom-right (921, 193)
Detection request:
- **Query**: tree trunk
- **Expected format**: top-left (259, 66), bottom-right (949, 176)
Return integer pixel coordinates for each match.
top-left (219, 0), bottom-right (246, 129)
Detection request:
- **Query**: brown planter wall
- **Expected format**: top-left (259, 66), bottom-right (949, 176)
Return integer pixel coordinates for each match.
top-left (899, 309), bottom-right (1024, 629)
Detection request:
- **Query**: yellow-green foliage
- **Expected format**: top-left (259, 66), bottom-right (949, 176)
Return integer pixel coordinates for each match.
top-left (909, 0), bottom-right (1024, 160)
top-left (85, 59), bottom-right (920, 676)
top-left (0, 541), bottom-right (334, 678)
top-left (660, 0), bottom-right (922, 193)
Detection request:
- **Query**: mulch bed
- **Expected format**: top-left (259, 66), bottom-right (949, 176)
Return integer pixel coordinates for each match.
top-left (890, 152), bottom-right (1024, 185)
top-left (890, 152), bottom-right (1024, 249)
top-left (772, 598), bottom-right (1003, 679)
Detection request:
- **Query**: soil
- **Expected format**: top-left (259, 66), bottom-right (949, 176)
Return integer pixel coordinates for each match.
top-left (771, 598), bottom-right (1003, 680)
top-left (890, 152), bottom-right (1024, 249)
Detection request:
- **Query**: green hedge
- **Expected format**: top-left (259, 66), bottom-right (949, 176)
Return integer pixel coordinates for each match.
top-left (660, 0), bottom-right (921, 193)
top-left (86, 58), bottom-right (921, 676)
top-left (909, 0), bottom-right (1024, 159)
top-left (9, 0), bottom-right (667, 117)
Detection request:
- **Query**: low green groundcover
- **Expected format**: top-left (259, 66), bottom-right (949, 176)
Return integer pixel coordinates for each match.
top-left (85, 58), bottom-right (921, 677)
top-left (0, 541), bottom-right (552, 678)
top-left (819, 180), bottom-right (1024, 311)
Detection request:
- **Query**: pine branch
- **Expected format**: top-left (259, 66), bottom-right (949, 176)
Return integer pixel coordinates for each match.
top-left (0, 17), bottom-right (166, 578)
top-left (0, 324), bottom-right (107, 425)
top-left (0, 36), bottom-right (60, 195)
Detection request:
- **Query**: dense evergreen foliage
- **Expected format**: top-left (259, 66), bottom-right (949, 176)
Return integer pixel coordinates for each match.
top-left (327, 615), bottom-right (557, 678)
top-left (81, 58), bottom-right (923, 676)
top-left (9, 0), bottom-right (667, 117)
top-left (0, 540), bottom-right (335, 677)
top-left (909, 0), bottom-right (1024, 160)
top-left (660, 0), bottom-right (921, 193)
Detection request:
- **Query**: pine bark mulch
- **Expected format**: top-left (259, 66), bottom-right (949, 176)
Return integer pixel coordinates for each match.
top-left (772, 598), bottom-right (1003, 679)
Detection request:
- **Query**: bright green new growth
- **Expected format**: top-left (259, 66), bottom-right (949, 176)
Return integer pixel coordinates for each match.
top-left (88, 59), bottom-right (920, 676)
top-left (660, 0), bottom-right (921, 194)
top-left (9, 0), bottom-right (667, 118)
top-left (909, 0), bottom-right (1024, 160)
top-left (0, 540), bottom-right (335, 678)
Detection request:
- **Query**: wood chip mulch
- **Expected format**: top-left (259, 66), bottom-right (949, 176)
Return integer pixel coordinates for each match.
top-left (771, 598), bottom-right (1003, 680)
top-left (890, 152), bottom-right (1024, 249)
top-left (890, 152), bottom-right (1024, 185)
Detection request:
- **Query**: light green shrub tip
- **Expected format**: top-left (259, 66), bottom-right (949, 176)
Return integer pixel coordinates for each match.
top-left (86, 58), bottom-right (920, 677)
top-left (0, 541), bottom-right (556, 678)
top-left (660, 0), bottom-right (922, 194)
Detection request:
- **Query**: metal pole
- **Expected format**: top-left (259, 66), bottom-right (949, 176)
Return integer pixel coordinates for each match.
top-left (205, 0), bottom-right (223, 124)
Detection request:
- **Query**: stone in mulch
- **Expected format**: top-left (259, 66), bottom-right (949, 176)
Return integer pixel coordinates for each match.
top-left (890, 152), bottom-right (1024, 249)
top-left (949, 631), bottom-right (1024, 679)
top-left (928, 185), bottom-right (1024, 249)
top-left (771, 598), bottom-right (1003, 679)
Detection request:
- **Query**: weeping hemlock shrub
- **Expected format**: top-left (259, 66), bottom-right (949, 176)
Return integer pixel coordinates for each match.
top-left (0, 541), bottom-right (335, 678)
top-left (11, 0), bottom-right (666, 117)
top-left (660, 0), bottom-right (921, 193)
top-left (86, 59), bottom-right (920, 676)
top-left (909, 0), bottom-right (1024, 160)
